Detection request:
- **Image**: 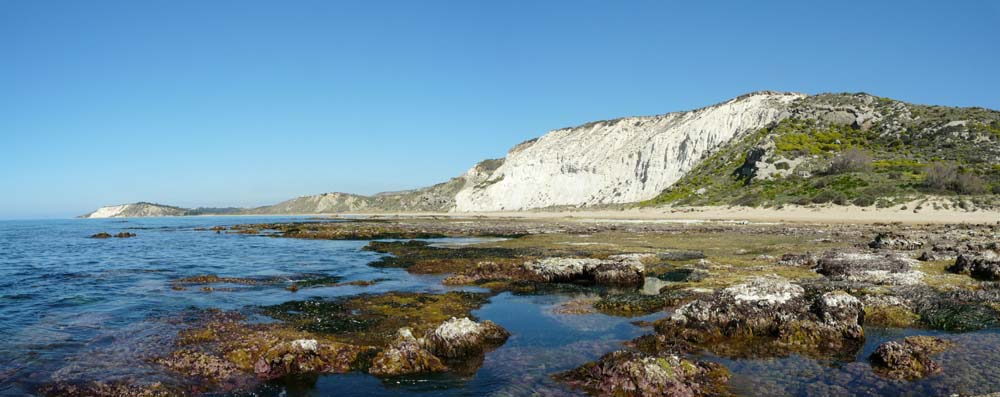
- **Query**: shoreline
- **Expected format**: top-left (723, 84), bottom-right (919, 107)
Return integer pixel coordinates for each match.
top-left (77, 204), bottom-right (1000, 225)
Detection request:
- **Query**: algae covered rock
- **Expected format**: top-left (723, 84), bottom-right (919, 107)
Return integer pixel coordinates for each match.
top-left (869, 336), bottom-right (953, 380)
top-left (369, 328), bottom-right (447, 376)
top-left (553, 350), bottom-right (730, 397)
top-left (424, 317), bottom-right (510, 358)
top-left (253, 338), bottom-right (365, 380)
top-left (654, 277), bottom-right (864, 359)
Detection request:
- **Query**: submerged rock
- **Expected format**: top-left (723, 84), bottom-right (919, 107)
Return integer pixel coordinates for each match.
top-left (89, 232), bottom-right (112, 239)
top-left (369, 328), bottom-right (447, 376)
top-left (424, 317), bottom-right (510, 359)
top-left (652, 277), bottom-right (864, 359)
top-left (816, 250), bottom-right (923, 285)
top-left (947, 253), bottom-right (1000, 281)
top-left (869, 336), bottom-right (953, 380)
top-left (38, 381), bottom-right (176, 397)
top-left (553, 350), bottom-right (730, 397)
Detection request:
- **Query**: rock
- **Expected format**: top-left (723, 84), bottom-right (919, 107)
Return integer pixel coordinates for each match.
top-left (654, 277), bottom-right (864, 358)
top-left (861, 295), bottom-right (919, 328)
top-left (947, 253), bottom-right (1000, 280)
top-left (816, 250), bottom-right (923, 285)
top-left (253, 339), bottom-right (364, 380)
top-left (815, 291), bottom-right (865, 339)
top-left (368, 328), bottom-right (447, 376)
top-left (778, 252), bottom-right (818, 266)
top-left (869, 336), bottom-right (952, 380)
top-left (553, 350), bottom-right (730, 397)
top-left (523, 256), bottom-right (646, 286)
top-left (90, 232), bottom-right (112, 239)
top-left (658, 250), bottom-right (706, 261)
top-left (868, 232), bottom-right (923, 250)
top-left (657, 268), bottom-right (709, 283)
top-left (423, 317), bottom-right (510, 359)
top-left (114, 232), bottom-right (137, 238)
top-left (156, 349), bottom-right (245, 384)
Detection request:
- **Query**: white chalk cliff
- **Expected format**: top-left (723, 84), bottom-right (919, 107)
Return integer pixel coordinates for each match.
top-left (452, 91), bottom-right (804, 211)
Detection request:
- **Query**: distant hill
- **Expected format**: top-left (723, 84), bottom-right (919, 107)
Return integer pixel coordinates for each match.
top-left (80, 202), bottom-right (189, 218)
top-left (80, 92), bottom-right (1000, 218)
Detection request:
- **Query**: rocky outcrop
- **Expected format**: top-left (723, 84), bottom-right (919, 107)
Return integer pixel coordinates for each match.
top-left (423, 317), bottom-right (510, 359)
top-left (947, 253), bottom-right (1000, 280)
top-left (554, 350), bottom-right (730, 397)
top-left (369, 328), bottom-right (447, 376)
top-left (652, 277), bottom-right (865, 358)
top-left (816, 250), bottom-right (923, 285)
top-left (869, 336), bottom-right (952, 380)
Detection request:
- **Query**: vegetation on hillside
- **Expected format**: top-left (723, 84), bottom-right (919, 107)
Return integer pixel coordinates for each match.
top-left (644, 94), bottom-right (1000, 209)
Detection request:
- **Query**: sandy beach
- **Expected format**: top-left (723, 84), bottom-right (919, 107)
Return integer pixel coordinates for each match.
top-left (344, 201), bottom-right (1000, 225)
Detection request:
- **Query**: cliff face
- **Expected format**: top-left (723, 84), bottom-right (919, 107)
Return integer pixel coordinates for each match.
top-left (452, 92), bottom-right (804, 211)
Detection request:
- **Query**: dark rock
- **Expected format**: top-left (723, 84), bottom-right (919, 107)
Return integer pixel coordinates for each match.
top-left (553, 350), bottom-right (730, 397)
top-left (733, 147), bottom-right (766, 186)
top-left (870, 336), bottom-right (952, 380)
top-left (947, 253), bottom-right (1000, 281)
top-left (114, 232), bottom-right (137, 238)
top-left (90, 232), bottom-right (112, 239)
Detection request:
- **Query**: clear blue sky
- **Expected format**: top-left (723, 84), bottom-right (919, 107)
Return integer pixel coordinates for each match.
top-left (2, 1), bottom-right (998, 219)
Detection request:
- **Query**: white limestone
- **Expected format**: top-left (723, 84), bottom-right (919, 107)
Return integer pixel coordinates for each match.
top-left (453, 91), bottom-right (804, 211)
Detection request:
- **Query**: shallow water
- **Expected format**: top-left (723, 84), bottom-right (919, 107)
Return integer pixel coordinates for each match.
top-left (1, 217), bottom-right (999, 396)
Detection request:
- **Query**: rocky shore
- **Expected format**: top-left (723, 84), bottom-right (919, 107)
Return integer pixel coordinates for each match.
top-left (39, 216), bottom-right (1000, 396)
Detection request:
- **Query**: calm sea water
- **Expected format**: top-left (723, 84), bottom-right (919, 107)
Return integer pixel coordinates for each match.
top-left (1, 217), bottom-right (999, 397)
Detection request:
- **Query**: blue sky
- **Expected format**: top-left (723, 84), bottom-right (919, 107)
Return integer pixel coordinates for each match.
top-left (2, 1), bottom-right (998, 219)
